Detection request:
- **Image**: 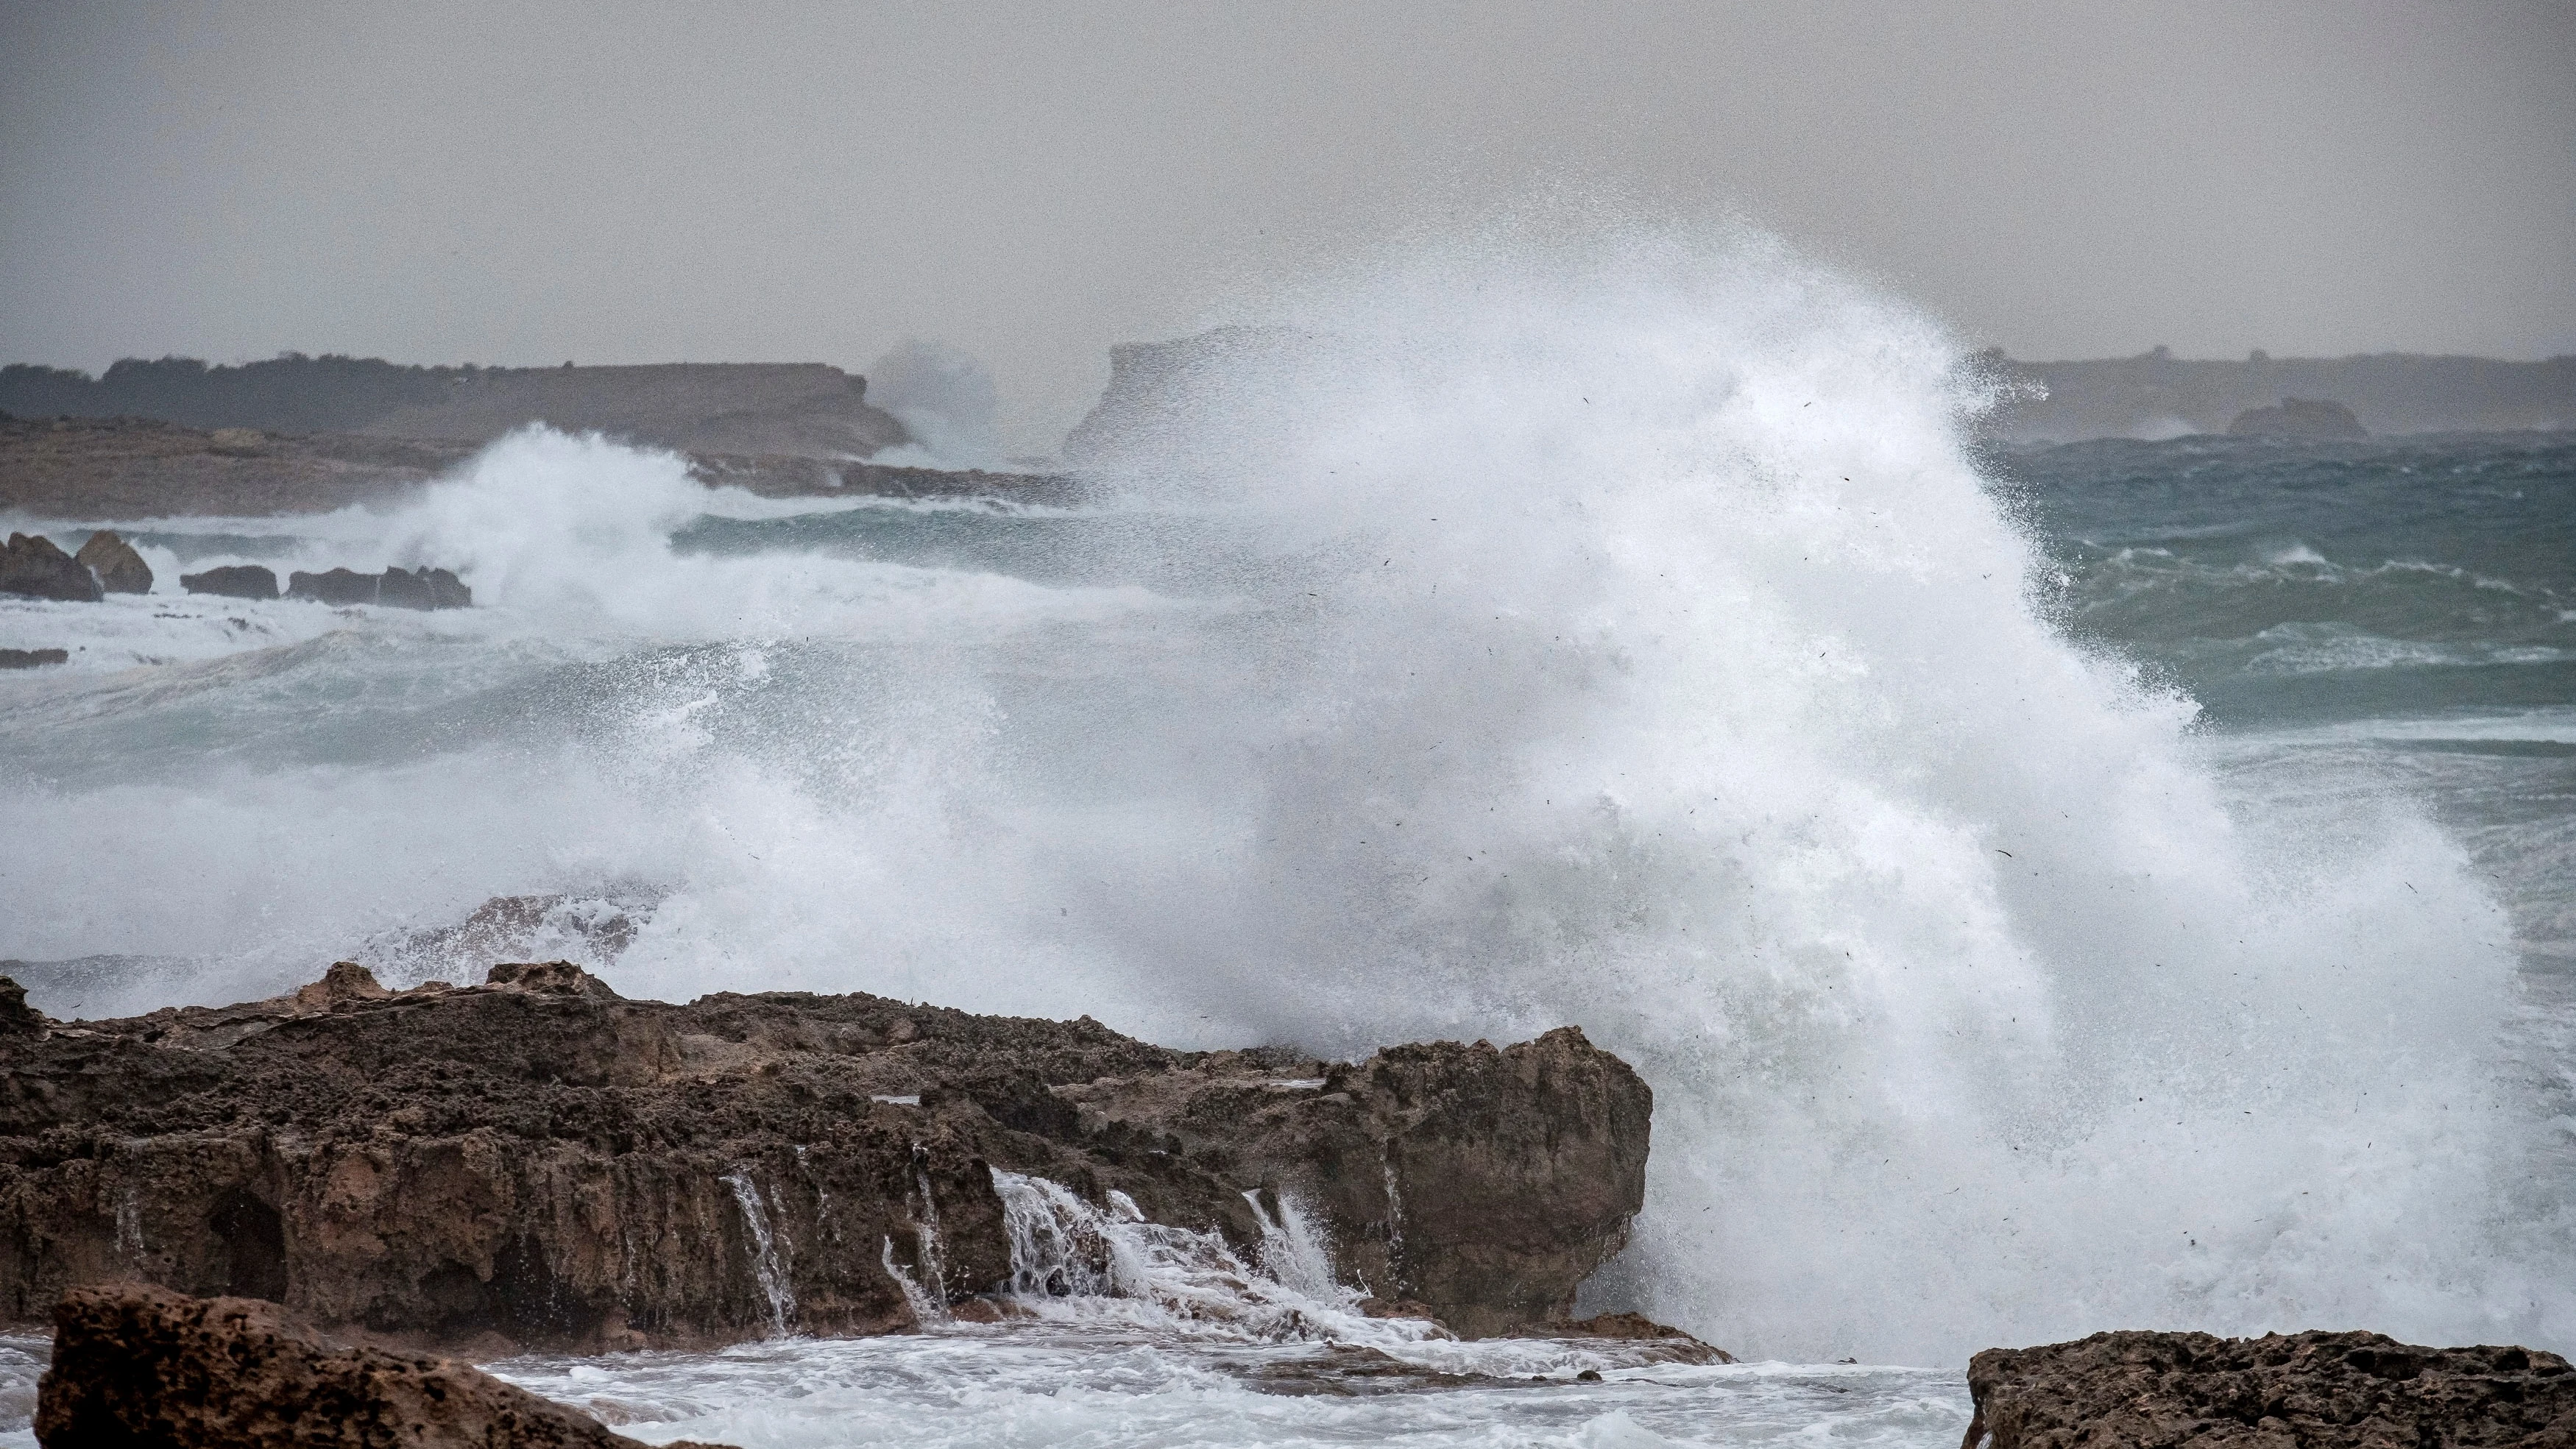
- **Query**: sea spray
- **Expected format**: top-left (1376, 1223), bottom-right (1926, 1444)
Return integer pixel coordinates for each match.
top-left (1, 225), bottom-right (2565, 1362)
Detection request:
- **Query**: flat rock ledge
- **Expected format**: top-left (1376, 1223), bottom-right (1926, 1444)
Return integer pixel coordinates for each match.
top-left (0, 962), bottom-right (1657, 1352)
top-left (37, 1280), bottom-right (735, 1448)
top-left (1964, 1330), bottom-right (2576, 1449)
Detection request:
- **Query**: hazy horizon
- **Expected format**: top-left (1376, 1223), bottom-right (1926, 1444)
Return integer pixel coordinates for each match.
top-left (5, 1), bottom-right (2572, 452)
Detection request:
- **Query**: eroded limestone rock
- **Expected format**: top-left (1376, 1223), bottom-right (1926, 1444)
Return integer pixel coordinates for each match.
top-left (73, 531), bottom-right (150, 594)
top-left (0, 962), bottom-right (1654, 1353)
top-left (1963, 1330), bottom-right (2576, 1449)
top-left (35, 1281), bottom-right (736, 1448)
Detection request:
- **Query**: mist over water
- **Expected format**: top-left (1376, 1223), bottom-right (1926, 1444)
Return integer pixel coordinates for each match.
top-left (3, 230), bottom-right (2568, 1367)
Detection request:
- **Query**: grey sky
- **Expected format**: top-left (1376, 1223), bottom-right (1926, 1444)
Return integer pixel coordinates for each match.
top-left (4, 1), bottom-right (2572, 452)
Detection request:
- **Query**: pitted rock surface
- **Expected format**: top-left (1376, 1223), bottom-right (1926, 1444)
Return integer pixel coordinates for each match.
top-left (1963, 1330), bottom-right (2576, 1449)
top-left (0, 963), bottom-right (1652, 1353)
top-left (35, 1281), bottom-right (735, 1448)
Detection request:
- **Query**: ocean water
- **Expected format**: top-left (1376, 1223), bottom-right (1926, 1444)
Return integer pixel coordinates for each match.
top-left (3, 234), bottom-right (2571, 1443)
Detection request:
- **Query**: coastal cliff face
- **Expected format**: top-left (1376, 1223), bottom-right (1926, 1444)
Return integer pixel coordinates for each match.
top-left (1963, 1331), bottom-right (2576, 1449)
top-left (0, 963), bottom-right (1651, 1353)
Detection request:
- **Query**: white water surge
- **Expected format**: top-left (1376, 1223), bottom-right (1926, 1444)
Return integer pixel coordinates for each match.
top-left (3, 227), bottom-right (2568, 1386)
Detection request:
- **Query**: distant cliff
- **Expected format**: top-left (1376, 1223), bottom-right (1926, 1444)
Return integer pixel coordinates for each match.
top-left (1060, 330), bottom-right (2576, 454)
top-left (1978, 349), bottom-right (2576, 442)
top-left (0, 356), bottom-right (909, 459)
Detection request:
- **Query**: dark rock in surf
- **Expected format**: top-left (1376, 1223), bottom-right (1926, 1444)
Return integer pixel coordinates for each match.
top-left (376, 564), bottom-right (471, 609)
top-left (35, 1281), bottom-right (737, 1448)
top-left (73, 531), bottom-right (151, 594)
top-left (0, 960), bottom-right (1655, 1354)
top-left (286, 565), bottom-right (470, 609)
top-left (285, 566), bottom-right (380, 605)
top-left (1961, 1330), bottom-right (2576, 1449)
top-left (0, 648), bottom-right (71, 669)
top-left (1, 534), bottom-right (103, 602)
top-left (2226, 397), bottom-right (2366, 439)
top-left (180, 564), bottom-right (280, 600)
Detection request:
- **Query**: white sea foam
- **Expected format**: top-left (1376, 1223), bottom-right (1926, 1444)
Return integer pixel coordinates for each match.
top-left (1, 225), bottom-right (2566, 1369)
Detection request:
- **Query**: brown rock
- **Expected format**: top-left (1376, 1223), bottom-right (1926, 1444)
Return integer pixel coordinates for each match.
top-left (73, 531), bottom-right (151, 594)
top-left (0, 962), bottom-right (1655, 1352)
top-left (1549, 1311), bottom-right (1733, 1364)
top-left (1060, 1026), bottom-right (1654, 1337)
top-left (35, 1281), bottom-right (737, 1448)
top-left (1962, 1330), bottom-right (2576, 1449)
top-left (0, 534), bottom-right (102, 602)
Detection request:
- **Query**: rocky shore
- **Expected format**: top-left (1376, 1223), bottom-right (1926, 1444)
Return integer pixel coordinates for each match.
top-left (0, 962), bottom-right (1656, 1353)
top-left (1965, 1330), bottom-right (2576, 1449)
top-left (38, 1282), bottom-right (735, 1448)
top-left (0, 414), bottom-right (1069, 520)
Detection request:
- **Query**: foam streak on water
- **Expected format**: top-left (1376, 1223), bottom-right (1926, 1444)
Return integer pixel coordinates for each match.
top-left (4, 226), bottom-right (2571, 1381)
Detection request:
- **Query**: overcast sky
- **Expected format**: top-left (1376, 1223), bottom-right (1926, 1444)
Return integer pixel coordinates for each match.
top-left (4, 1), bottom-right (2572, 450)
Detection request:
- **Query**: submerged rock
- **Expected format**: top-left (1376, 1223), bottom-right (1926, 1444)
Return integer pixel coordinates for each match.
top-left (286, 565), bottom-right (470, 609)
top-left (1962, 1330), bottom-right (2576, 1449)
top-left (0, 963), bottom-right (1654, 1354)
top-left (35, 1281), bottom-right (737, 1448)
top-left (0, 648), bottom-right (71, 669)
top-left (73, 531), bottom-right (151, 594)
top-left (2226, 397), bottom-right (2367, 439)
top-left (180, 564), bottom-right (280, 600)
top-left (0, 534), bottom-right (102, 602)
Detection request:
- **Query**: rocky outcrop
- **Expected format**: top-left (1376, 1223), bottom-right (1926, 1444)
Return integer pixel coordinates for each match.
top-left (0, 963), bottom-right (1652, 1354)
top-left (1057, 1027), bottom-right (1652, 1337)
top-left (180, 564), bottom-right (281, 600)
top-left (286, 566), bottom-right (470, 609)
top-left (378, 567), bottom-right (473, 610)
top-left (1061, 325), bottom-right (1319, 465)
top-left (36, 1281), bottom-right (735, 1448)
top-left (1963, 1330), bottom-right (2576, 1449)
top-left (2226, 398), bottom-right (2367, 439)
top-left (72, 531), bottom-right (151, 594)
top-left (1, 534), bottom-right (102, 603)
top-left (0, 648), bottom-right (71, 669)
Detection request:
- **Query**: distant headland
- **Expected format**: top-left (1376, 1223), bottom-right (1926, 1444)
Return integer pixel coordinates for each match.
top-left (0, 356), bottom-right (1069, 517)
top-left (1977, 347), bottom-right (2575, 442)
